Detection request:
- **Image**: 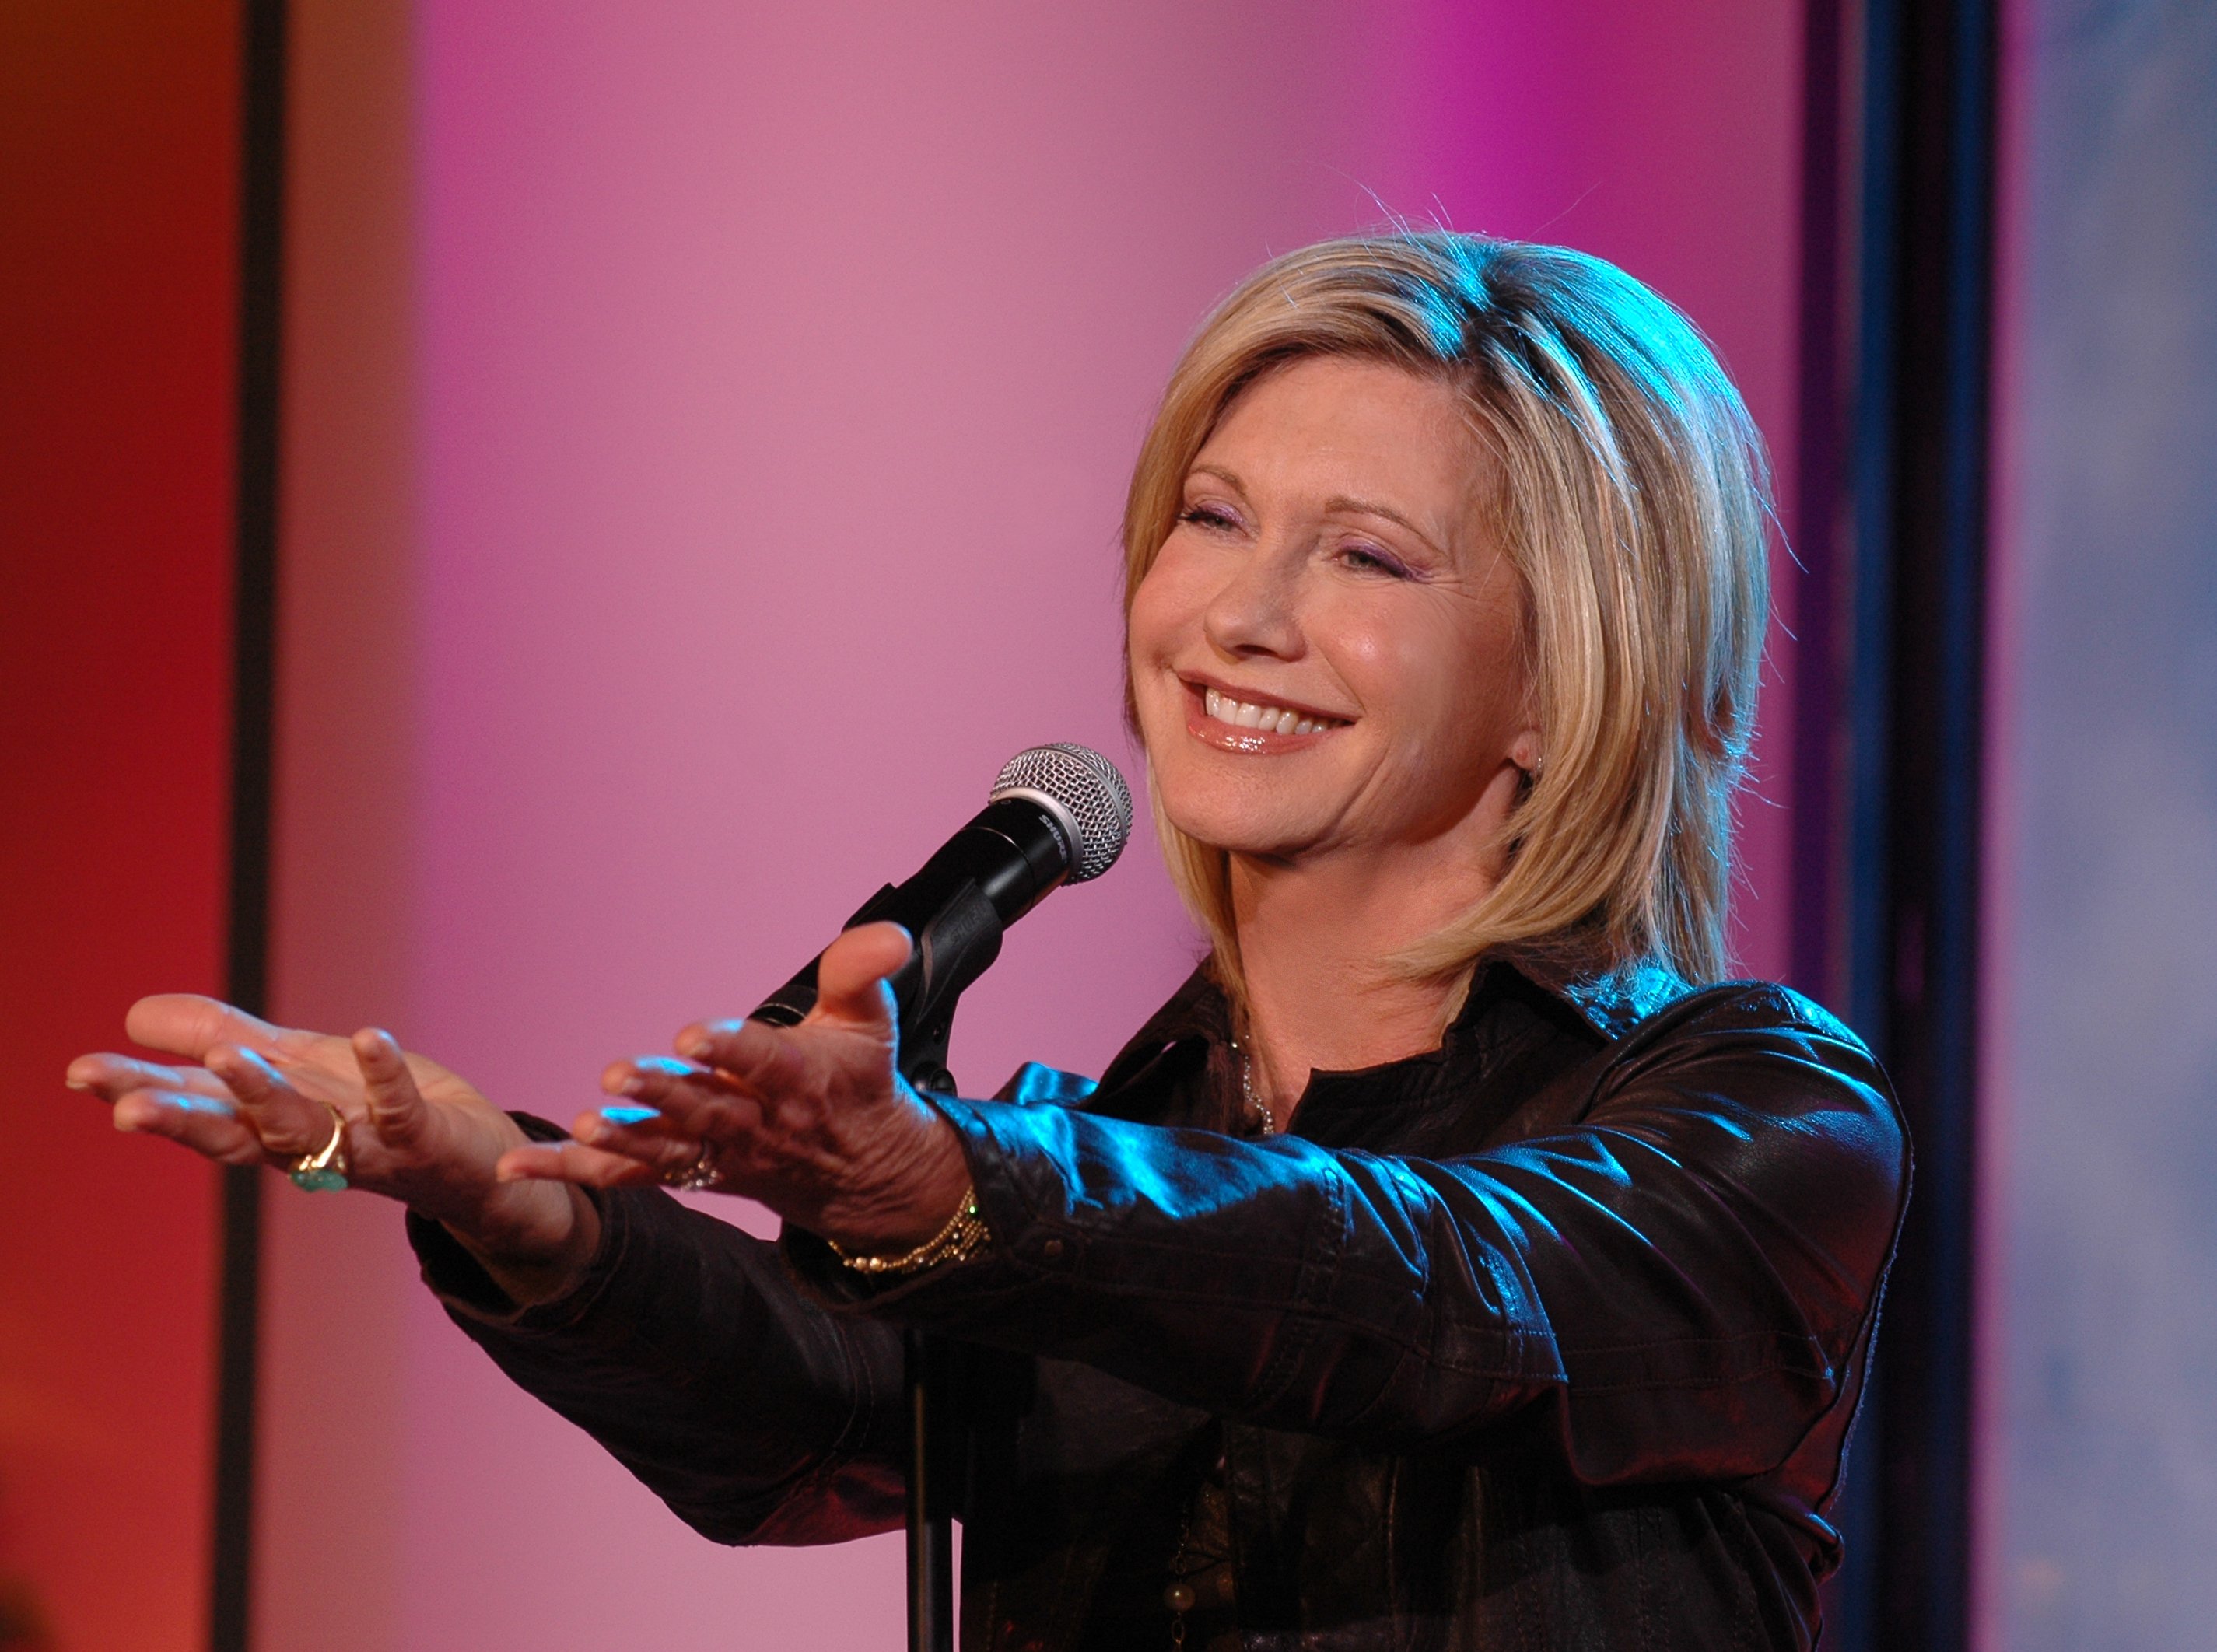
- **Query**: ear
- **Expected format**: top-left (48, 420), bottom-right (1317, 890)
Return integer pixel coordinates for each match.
top-left (1508, 725), bottom-right (1545, 780)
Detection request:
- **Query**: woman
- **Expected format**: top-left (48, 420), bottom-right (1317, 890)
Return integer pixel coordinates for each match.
top-left (71, 233), bottom-right (1907, 1650)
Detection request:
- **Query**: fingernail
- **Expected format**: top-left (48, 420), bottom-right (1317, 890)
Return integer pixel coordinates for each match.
top-left (114, 1112), bottom-right (138, 1133)
top-left (65, 1079), bottom-right (89, 1091)
top-left (678, 1034), bottom-right (712, 1061)
top-left (600, 1104), bottom-right (657, 1127)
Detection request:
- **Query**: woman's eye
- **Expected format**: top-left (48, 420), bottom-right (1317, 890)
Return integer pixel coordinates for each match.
top-left (1340, 544), bottom-right (1413, 579)
top-left (1178, 505), bottom-right (1241, 533)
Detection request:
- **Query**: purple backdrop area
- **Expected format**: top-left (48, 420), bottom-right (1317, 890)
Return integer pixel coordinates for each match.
top-left (1988, 1), bottom-right (2217, 1645)
top-left (259, 3), bottom-right (1809, 1646)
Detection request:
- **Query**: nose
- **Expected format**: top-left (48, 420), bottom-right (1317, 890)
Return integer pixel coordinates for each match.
top-left (1201, 539), bottom-right (1305, 663)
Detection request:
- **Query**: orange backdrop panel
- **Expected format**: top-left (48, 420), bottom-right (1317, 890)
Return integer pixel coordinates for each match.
top-left (0, 3), bottom-right (240, 1648)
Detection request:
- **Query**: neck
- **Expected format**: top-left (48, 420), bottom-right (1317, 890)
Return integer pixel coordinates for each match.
top-left (1228, 840), bottom-right (1492, 1114)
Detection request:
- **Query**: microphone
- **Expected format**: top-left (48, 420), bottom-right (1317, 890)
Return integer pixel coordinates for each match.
top-left (748, 744), bottom-right (1134, 1089)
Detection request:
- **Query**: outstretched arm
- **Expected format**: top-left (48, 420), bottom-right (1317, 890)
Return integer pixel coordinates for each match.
top-left (66, 991), bottom-right (912, 1544)
top-left (68, 996), bottom-right (596, 1300)
top-left (517, 938), bottom-right (1905, 1483)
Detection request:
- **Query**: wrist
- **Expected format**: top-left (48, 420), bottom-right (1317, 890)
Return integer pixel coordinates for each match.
top-left (828, 1183), bottom-right (989, 1278)
top-left (444, 1182), bottom-right (601, 1307)
top-left (823, 1108), bottom-right (971, 1251)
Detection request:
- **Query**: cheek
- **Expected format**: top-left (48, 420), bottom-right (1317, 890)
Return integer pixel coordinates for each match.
top-left (1127, 552), bottom-right (1222, 691)
top-left (1421, 623), bottom-right (1530, 768)
top-left (1127, 558), bottom-right (1186, 666)
top-left (1126, 565), bottom-right (1196, 747)
top-left (1333, 604), bottom-right (1518, 768)
top-left (1316, 599), bottom-right (1458, 725)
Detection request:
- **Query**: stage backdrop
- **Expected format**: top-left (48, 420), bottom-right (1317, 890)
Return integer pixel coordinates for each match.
top-left (1, 5), bottom-right (240, 1649)
top-left (1988, 0), bottom-right (2217, 1644)
top-left (260, 2), bottom-right (1812, 1647)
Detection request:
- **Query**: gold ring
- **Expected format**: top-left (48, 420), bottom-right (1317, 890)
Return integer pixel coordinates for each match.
top-left (663, 1139), bottom-right (722, 1192)
top-left (288, 1101), bottom-right (351, 1192)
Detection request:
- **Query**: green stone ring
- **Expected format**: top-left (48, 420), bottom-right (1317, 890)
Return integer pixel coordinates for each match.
top-left (287, 1101), bottom-right (351, 1193)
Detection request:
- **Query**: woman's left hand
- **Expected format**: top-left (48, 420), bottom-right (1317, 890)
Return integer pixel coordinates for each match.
top-left (499, 922), bottom-right (972, 1252)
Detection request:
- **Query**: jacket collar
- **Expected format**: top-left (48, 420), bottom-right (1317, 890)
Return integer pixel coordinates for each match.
top-left (1490, 946), bottom-right (1694, 1039)
top-left (1101, 943), bottom-right (1693, 1096)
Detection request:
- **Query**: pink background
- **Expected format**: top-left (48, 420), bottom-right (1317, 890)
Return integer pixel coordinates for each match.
top-left (261, 2), bottom-right (1809, 1647)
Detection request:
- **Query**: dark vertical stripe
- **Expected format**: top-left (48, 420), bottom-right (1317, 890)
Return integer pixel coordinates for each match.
top-left (1792, 9), bottom-right (1892, 1637)
top-left (1847, 0), bottom-right (1998, 1646)
top-left (1793, 0), bottom-right (1997, 1642)
top-left (212, 1), bottom-right (286, 1647)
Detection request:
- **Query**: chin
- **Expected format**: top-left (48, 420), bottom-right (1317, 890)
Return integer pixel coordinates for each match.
top-left (1151, 774), bottom-right (1309, 859)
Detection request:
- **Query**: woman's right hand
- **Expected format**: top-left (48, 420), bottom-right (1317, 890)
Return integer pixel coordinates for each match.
top-left (67, 996), bottom-right (599, 1301)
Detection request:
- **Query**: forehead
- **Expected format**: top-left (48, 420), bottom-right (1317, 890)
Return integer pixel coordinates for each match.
top-left (1195, 355), bottom-right (1485, 520)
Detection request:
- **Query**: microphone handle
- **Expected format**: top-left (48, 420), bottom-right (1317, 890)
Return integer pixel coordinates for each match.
top-left (747, 798), bottom-right (1073, 1085)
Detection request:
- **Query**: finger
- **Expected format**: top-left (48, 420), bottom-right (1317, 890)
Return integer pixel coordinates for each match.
top-left (496, 1139), bottom-right (662, 1190)
top-left (206, 1044), bottom-right (338, 1157)
top-left (600, 1055), bottom-right (709, 1119)
top-left (571, 1107), bottom-right (723, 1178)
top-left (671, 1015), bottom-right (809, 1104)
top-left (109, 1087), bottom-right (268, 1166)
top-left (811, 922), bottom-right (912, 1028)
top-left (600, 1056), bottom-right (764, 1138)
top-left (125, 994), bottom-right (292, 1062)
top-left (352, 1028), bottom-right (432, 1150)
top-left (67, 1052), bottom-right (233, 1104)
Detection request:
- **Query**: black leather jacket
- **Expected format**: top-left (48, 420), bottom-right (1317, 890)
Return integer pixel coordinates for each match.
top-left (414, 954), bottom-right (1907, 1650)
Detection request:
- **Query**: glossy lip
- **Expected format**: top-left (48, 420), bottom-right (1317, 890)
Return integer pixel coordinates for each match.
top-left (1177, 673), bottom-right (1350, 754)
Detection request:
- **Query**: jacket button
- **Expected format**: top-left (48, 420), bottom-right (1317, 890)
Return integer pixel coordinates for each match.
top-left (1042, 1237), bottom-right (1065, 1261)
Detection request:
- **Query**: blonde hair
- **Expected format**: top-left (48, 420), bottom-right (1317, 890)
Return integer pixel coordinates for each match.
top-left (1121, 231), bottom-right (1771, 990)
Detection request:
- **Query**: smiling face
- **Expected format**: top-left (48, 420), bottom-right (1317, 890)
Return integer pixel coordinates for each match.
top-left (1128, 355), bottom-right (1541, 880)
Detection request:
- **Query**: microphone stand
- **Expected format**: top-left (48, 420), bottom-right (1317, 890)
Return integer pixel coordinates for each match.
top-left (754, 877), bottom-right (1010, 1652)
top-left (895, 1037), bottom-right (964, 1652)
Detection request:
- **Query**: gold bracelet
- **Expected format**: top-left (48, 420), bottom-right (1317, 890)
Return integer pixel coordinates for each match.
top-left (826, 1188), bottom-right (990, 1277)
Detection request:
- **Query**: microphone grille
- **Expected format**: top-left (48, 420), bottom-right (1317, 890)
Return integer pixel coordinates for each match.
top-left (989, 743), bottom-right (1133, 884)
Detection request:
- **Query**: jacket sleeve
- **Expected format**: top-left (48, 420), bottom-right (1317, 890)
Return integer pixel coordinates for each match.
top-left (411, 1160), bottom-right (909, 1545)
top-left (790, 985), bottom-right (1908, 1485)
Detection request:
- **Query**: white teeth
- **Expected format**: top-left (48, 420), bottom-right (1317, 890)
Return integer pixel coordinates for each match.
top-left (1199, 685), bottom-right (1338, 735)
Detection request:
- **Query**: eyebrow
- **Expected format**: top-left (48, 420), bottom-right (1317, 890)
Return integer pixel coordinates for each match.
top-left (1322, 494), bottom-right (1448, 558)
top-left (1187, 465), bottom-right (1451, 561)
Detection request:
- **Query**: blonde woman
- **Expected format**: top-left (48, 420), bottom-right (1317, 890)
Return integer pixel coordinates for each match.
top-left (72, 233), bottom-right (1907, 1650)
